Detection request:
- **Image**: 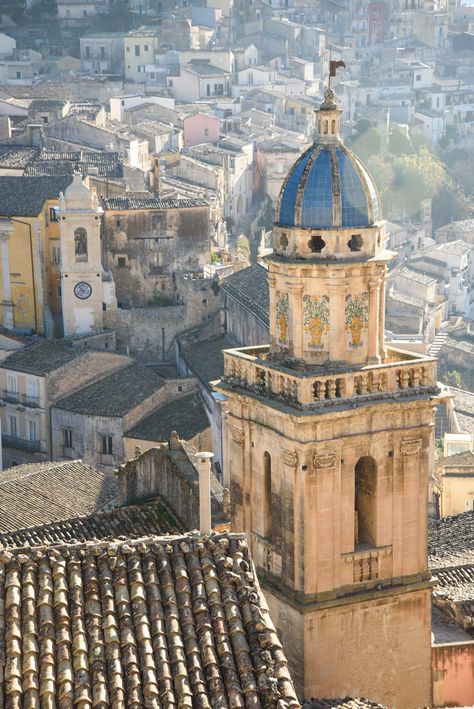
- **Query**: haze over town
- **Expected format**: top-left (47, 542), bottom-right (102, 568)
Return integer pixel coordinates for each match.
top-left (0, 0), bottom-right (473, 706)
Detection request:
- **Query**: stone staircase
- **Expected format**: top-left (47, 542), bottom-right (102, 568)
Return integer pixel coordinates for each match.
top-left (428, 331), bottom-right (448, 358)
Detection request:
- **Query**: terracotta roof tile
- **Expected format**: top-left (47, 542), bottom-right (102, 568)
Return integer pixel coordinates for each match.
top-left (429, 510), bottom-right (474, 569)
top-left (0, 498), bottom-right (182, 548)
top-left (0, 460), bottom-right (117, 533)
top-left (305, 700), bottom-right (387, 708)
top-left (125, 392), bottom-right (210, 442)
top-left (0, 532), bottom-right (300, 707)
top-left (221, 263), bottom-right (269, 326)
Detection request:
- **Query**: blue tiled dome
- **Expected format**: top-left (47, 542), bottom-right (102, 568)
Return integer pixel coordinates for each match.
top-left (277, 143), bottom-right (381, 230)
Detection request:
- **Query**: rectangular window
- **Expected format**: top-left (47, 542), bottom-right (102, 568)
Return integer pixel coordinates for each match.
top-left (83, 9), bottom-right (87, 16)
top-left (144, 44), bottom-right (149, 52)
top-left (16, 71), bottom-right (21, 80)
top-left (204, 128), bottom-right (209, 137)
top-left (63, 427), bottom-right (73, 449)
top-left (117, 256), bottom-right (126, 268)
top-left (42, 116), bottom-right (48, 124)
top-left (28, 420), bottom-right (37, 442)
top-left (101, 434), bottom-right (113, 455)
top-left (135, 45), bottom-right (140, 56)
top-left (57, 286), bottom-right (61, 297)
top-left (7, 375), bottom-right (17, 393)
top-left (8, 415), bottom-right (17, 438)
top-left (85, 45), bottom-right (90, 59)
top-left (49, 207), bottom-right (58, 222)
top-left (26, 379), bottom-right (38, 404)
top-left (52, 245), bottom-right (61, 263)
top-left (100, 46), bottom-right (105, 59)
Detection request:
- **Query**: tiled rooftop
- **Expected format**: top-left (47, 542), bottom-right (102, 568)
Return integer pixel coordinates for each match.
top-left (395, 265), bottom-right (438, 286)
top-left (437, 450), bottom-right (474, 468)
top-left (0, 175), bottom-right (72, 216)
top-left (0, 498), bottom-right (182, 548)
top-left (0, 460), bottom-right (117, 533)
top-left (103, 195), bottom-right (209, 210)
top-left (429, 510), bottom-right (474, 569)
top-left (0, 532), bottom-right (300, 708)
top-left (221, 263), bottom-right (270, 326)
top-left (125, 392), bottom-right (210, 442)
top-left (1, 339), bottom-right (86, 375)
top-left (0, 145), bottom-right (39, 169)
top-left (305, 700), bottom-right (387, 708)
top-left (182, 334), bottom-right (235, 390)
top-left (54, 363), bottom-right (164, 417)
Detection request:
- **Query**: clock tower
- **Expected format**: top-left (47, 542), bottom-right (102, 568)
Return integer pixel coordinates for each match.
top-left (59, 173), bottom-right (111, 337)
top-left (215, 89), bottom-right (439, 706)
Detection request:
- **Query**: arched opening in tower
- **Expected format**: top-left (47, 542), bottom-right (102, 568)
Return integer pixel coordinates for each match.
top-left (354, 456), bottom-right (377, 548)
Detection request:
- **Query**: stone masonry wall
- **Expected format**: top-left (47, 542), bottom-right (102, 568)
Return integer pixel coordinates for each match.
top-left (117, 443), bottom-right (223, 529)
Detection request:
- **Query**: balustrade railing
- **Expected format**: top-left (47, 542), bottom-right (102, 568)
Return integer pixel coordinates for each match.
top-left (221, 346), bottom-right (437, 408)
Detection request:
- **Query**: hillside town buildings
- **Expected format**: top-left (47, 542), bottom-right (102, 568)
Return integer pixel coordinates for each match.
top-left (1, 0), bottom-right (474, 705)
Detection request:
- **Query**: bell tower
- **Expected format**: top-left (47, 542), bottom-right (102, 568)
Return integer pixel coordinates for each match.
top-left (59, 173), bottom-right (105, 337)
top-left (215, 89), bottom-right (439, 706)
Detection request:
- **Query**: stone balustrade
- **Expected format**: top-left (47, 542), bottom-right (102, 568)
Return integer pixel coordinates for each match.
top-left (343, 545), bottom-right (393, 585)
top-left (221, 345), bottom-right (438, 409)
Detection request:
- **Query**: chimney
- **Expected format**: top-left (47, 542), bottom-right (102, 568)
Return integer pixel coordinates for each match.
top-left (196, 452), bottom-right (214, 534)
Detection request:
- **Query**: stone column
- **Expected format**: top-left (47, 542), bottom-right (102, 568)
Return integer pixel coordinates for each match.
top-left (328, 283), bottom-right (346, 362)
top-left (0, 219), bottom-right (14, 329)
top-left (290, 283), bottom-right (304, 359)
top-left (196, 451), bottom-right (214, 534)
top-left (378, 270), bottom-right (387, 360)
top-left (367, 277), bottom-right (381, 363)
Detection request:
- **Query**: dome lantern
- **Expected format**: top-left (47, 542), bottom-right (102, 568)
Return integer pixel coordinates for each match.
top-left (316, 87), bottom-right (343, 142)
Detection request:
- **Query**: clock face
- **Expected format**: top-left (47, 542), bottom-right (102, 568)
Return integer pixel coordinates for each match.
top-left (74, 281), bottom-right (92, 300)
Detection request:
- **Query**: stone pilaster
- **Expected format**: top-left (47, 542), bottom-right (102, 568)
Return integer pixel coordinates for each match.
top-left (0, 219), bottom-right (14, 329)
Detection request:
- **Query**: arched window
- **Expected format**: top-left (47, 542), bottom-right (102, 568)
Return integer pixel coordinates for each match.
top-left (263, 451), bottom-right (272, 538)
top-left (74, 227), bottom-right (88, 262)
top-left (331, 119), bottom-right (336, 133)
top-left (324, 120), bottom-right (329, 134)
top-left (354, 456), bottom-right (377, 547)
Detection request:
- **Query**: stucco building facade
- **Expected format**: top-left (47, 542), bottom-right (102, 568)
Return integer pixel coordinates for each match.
top-left (215, 89), bottom-right (440, 705)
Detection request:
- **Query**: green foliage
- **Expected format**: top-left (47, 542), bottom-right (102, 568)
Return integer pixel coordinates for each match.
top-left (388, 126), bottom-right (413, 156)
top-left (94, 1), bottom-right (140, 31)
top-left (368, 147), bottom-right (446, 220)
top-left (435, 438), bottom-right (444, 458)
top-left (349, 121), bottom-right (382, 163)
top-left (432, 180), bottom-right (474, 229)
top-left (237, 234), bottom-right (250, 255)
top-left (148, 294), bottom-right (174, 307)
top-left (210, 252), bottom-right (221, 264)
top-left (1, 0), bottom-right (26, 23)
top-left (442, 369), bottom-right (464, 389)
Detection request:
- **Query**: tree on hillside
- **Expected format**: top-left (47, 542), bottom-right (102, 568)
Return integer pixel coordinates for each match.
top-left (349, 121), bottom-right (382, 163)
top-left (432, 179), bottom-right (474, 229)
top-left (388, 126), bottom-right (413, 156)
top-left (1, 0), bottom-right (26, 23)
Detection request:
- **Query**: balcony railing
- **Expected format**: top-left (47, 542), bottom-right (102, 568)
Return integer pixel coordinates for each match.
top-left (1, 391), bottom-right (41, 408)
top-left (2, 434), bottom-right (44, 453)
